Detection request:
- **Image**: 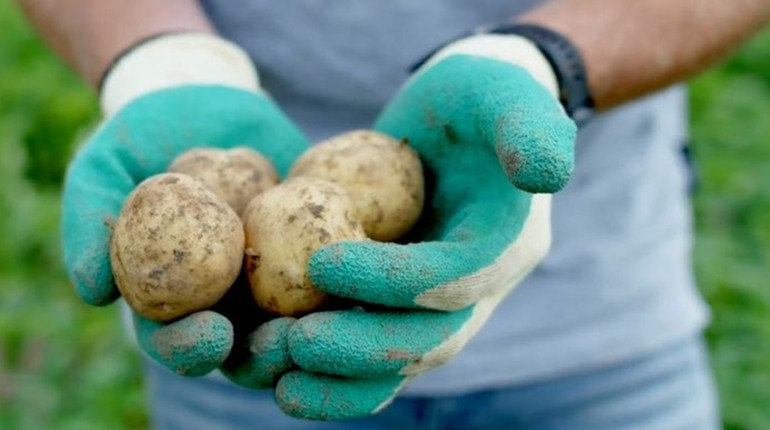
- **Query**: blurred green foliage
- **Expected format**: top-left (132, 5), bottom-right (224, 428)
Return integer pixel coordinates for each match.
top-left (690, 32), bottom-right (770, 429)
top-left (0, 3), bottom-right (145, 430)
top-left (0, 1), bottom-right (769, 429)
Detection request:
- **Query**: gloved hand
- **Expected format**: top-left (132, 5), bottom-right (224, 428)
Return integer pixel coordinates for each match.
top-left (275, 34), bottom-right (578, 420)
top-left (62, 33), bottom-right (307, 385)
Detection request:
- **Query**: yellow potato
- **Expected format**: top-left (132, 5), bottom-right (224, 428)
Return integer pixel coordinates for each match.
top-left (110, 173), bottom-right (245, 322)
top-left (243, 177), bottom-right (366, 316)
top-left (168, 147), bottom-right (279, 216)
top-left (289, 130), bottom-right (424, 241)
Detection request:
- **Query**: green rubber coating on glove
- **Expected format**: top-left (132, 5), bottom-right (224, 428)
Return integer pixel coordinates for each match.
top-left (61, 85), bottom-right (309, 379)
top-left (285, 55), bottom-right (576, 421)
top-left (222, 317), bottom-right (296, 389)
top-left (308, 55), bottom-right (573, 309)
top-left (289, 309), bottom-right (472, 378)
top-left (62, 85), bottom-right (309, 306)
top-left (276, 371), bottom-right (407, 420)
top-left (134, 310), bottom-right (233, 377)
top-left (310, 193), bottom-right (530, 309)
top-left (377, 54), bottom-right (576, 193)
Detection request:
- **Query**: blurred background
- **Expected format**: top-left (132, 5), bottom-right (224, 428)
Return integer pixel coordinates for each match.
top-left (1, 2), bottom-right (770, 429)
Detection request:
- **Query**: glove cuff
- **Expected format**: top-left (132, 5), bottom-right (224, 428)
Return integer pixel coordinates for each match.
top-left (415, 34), bottom-right (560, 101)
top-left (100, 33), bottom-right (261, 117)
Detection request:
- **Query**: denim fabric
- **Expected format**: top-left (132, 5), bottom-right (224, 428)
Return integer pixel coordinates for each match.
top-left (145, 336), bottom-right (719, 430)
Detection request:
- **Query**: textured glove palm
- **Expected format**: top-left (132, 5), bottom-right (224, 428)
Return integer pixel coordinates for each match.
top-left (275, 54), bottom-right (577, 420)
top-left (62, 85), bottom-right (307, 383)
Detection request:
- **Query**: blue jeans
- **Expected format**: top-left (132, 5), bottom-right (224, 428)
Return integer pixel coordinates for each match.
top-left (144, 337), bottom-right (720, 430)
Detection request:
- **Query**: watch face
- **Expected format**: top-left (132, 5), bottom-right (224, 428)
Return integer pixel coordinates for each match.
top-left (571, 107), bottom-right (595, 128)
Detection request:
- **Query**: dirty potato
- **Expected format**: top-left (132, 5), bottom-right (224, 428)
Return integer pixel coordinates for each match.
top-left (110, 173), bottom-right (245, 322)
top-left (243, 177), bottom-right (366, 316)
top-left (168, 147), bottom-right (279, 216)
top-left (289, 130), bottom-right (424, 241)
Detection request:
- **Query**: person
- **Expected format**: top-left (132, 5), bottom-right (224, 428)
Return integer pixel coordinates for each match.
top-left (17, 0), bottom-right (770, 429)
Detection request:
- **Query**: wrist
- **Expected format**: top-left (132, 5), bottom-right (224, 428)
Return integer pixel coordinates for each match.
top-left (100, 33), bottom-right (261, 117)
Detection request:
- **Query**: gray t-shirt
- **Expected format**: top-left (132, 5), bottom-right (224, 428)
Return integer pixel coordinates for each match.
top-left (200, 0), bottom-right (710, 394)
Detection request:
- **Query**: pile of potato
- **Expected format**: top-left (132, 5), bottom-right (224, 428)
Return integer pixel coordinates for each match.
top-left (110, 131), bottom-right (424, 321)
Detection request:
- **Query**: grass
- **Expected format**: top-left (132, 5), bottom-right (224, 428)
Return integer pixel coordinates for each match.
top-left (1, 2), bottom-right (770, 429)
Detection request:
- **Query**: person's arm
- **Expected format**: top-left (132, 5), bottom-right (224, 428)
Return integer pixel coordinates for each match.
top-left (16, 0), bottom-right (213, 88)
top-left (518, 0), bottom-right (770, 110)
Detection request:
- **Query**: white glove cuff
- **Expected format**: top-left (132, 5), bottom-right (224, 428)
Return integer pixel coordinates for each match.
top-left (419, 34), bottom-right (559, 100)
top-left (100, 33), bottom-right (261, 117)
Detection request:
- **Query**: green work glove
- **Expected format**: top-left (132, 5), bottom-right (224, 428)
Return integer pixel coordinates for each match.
top-left (275, 34), bottom-right (578, 420)
top-left (61, 34), bottom-right (305, 384)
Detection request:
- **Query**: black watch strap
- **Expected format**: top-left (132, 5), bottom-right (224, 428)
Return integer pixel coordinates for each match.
top-left (481, 23), bottom-right (594, 126)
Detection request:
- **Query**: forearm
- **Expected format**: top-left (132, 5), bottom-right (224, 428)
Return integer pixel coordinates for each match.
top-left (16, 0), bottom-right (213, 88)
top-left (519, 0), bottom-right (770, 110)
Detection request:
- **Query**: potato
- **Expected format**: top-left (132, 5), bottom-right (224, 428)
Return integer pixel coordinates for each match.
top-left (110, 173), bottom-right (245, 322)
top-left (168, 147), bottom-right (279, 216)
top-left (289, 130), bottom-right (424, 241)
top-left (243, 177), bottom-right (366, 316)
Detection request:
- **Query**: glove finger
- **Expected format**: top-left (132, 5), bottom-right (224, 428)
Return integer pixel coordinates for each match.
top-left (62, 145), bottom-right (133, 305)
top-left (375, 54), bottom-right (577, 193)
top-left (222, 317), bottom-right (296, 389)
top-left (288, 308), bottom-right (475, 379)
top-left (276, 370), bottom-right (407, 421)
top-left (309, 192), bottom-right (543, 310)
top-left (134, 310), bottom-right (233, 377)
